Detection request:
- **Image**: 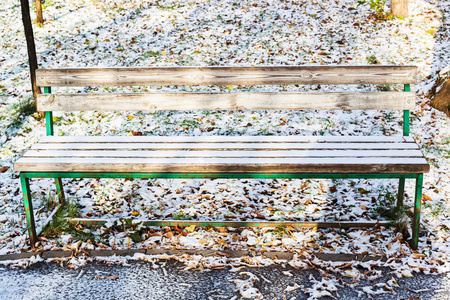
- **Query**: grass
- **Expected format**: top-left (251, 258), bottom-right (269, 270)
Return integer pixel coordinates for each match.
top-left (41, 198), bottom-right (103, 243)
top-left (371, 190), bottom-right (410, 237)
top-left (7, 99), bottom-right (35, 130)
top-left (41, 200), bottom-right (86, 239)
top-left (173, 212), bottom-right (194, 220)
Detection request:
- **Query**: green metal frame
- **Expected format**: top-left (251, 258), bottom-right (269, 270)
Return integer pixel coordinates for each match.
top-left (398, 84), bottom-right (411, 211)
top-left (72, 218), bottom-right (391, 229)
top-left (20, 171), bottom-right (424, 249)
top-left (43, 87), bottom-right (65, 205)
top-left (20, 83), bottom-right (424, 250)
top-left (22, 172), bottom-right (420, 179)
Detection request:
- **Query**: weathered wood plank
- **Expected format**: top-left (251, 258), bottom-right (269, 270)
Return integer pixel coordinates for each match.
top-left (22, 149), bottom-right (424, 158)
top-left (31, 142), bottom-right (420, 150)
top-left (13, 157), bottom-right (430, 173)
top-left (36, 66), bottom-right (418, 86)
top-left (37, 135), bottom-right (416, 144)
top-left (391, 0), bottom-right (408, 18)
top-left (37, 92), bottom-right (415, 111)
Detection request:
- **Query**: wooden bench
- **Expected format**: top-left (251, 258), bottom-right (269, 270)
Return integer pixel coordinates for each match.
top-left (14, 66), bottom-right (430, 250)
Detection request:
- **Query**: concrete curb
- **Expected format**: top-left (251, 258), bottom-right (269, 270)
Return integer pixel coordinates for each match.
top-left (0, 249), bottom-right (387, 263)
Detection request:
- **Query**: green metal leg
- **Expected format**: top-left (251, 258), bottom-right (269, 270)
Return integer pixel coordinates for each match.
top-left (20, 173), bottom-right (38, 247)
top-left (397, 178), bottom-right (405, 208)
top-left (55, 178), bottom-right (65, 204)
top-left (411, 174), bottom-right (423, 250)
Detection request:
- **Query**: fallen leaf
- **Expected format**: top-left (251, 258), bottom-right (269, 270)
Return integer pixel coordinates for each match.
top-left (422, 195), bottom-right (432, 201)
top-left (185, 225), bottom-right (196, 233)
top-left (216, 238), bottom-right (227, 245)
top-left (358, 188), bottom-right (370, 194)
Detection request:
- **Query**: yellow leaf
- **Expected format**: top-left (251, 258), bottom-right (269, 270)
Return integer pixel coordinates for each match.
top-left (185, 225), bottom-right (196, 233)
top-left (426, 29), bottom-right (436, 35)
top-left (128, 116), bottom-right (135, 120)
top-left (132, 211), bottom-right (140, 216)
top-left (225, 85), bottom-right (233, 90)
top-left (217, 238), bottom-right (227, 245)
top-left (161, 50), bottom-right (166, 56)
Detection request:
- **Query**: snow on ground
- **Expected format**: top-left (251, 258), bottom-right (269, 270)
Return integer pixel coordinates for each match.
top-left (0, 0), bottom-right (450, 297)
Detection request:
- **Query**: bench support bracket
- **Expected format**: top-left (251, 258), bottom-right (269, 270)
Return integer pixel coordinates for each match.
top-left (55, 178), bottom-right (65, 204)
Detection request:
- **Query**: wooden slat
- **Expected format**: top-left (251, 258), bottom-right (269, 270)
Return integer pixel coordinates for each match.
top-left (37, 92), bottom-right (415, 111)
top-left (36, 66), bottom-right (418, 86)
top-left (31, 142), bottom-right (420, 150)
top-left (13, 157), bottom-right (430, 173)
top-left (22, 149), bottom-right (424, 158)
top-left (37, 135), bottom-right (416, 144)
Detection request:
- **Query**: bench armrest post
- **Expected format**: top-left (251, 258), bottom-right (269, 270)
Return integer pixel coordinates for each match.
top-left (403, 84), bottom-right (410, 136)
top-left (44, 87), bottom-right (54, 136)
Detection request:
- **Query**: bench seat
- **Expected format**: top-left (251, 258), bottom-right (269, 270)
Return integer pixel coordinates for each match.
top-left (15, 135), bottom-right (429, 174)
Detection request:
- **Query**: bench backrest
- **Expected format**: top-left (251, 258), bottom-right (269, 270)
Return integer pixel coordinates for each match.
top-left (35, 66), bottom-right (417, 135)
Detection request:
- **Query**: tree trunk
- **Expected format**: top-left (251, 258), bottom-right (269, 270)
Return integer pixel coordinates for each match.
top-left (432, 77), bottom-right (450, 117)
top-left (20, 0), bottom-right (40, 110)
top-left (391, 0), bottom-right (409, 18)
top-left (35, 0), bottom-right (43, 26)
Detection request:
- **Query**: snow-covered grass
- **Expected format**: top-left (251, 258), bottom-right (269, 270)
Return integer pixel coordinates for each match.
top-left (1, 0), bottom-right (450, 297)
